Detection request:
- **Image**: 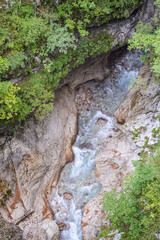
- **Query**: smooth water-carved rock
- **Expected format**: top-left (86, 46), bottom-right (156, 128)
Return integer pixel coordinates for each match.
top-left (82, 133), bottom-right (140, 240)
top-left (40, 219), bottom-right (60, 240)
top-left (114, 64), bottom-right (160, 124)
top-left (63, 192), bottom-right (73, 200)
top-left (114, 89), bottom-right (140, 124)
top-left (0, 86), bottom-right (77, 238)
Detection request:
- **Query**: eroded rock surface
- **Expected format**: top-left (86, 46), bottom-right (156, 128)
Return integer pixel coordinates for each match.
top-left (82, 133), bottom-right (140, 240)
top-left (40, 219), bottom-right (60, 240)
top-left (0, 1), bottom-right (156, 239)
top-left (0, 86), bottom-right (77, 238)
top-left (82, 65), bottom-right (160, 240)
top-left (114, 63), bottom-right (160, 124)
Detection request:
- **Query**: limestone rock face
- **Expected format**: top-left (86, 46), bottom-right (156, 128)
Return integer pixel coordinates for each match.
top-left (60, 53), bottom-right (110, 89)
top-left (82, 133), bottom-right (140, 240)
top-left (114, 64), bottom-right (160, 124)
top-left (0, 217), bottom-right (23, 240)
top-left (0, 86), bottom-right (77, 234)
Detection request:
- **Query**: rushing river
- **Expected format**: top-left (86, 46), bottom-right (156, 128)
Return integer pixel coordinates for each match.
top-left (48, 49), bottom-right (142, 240)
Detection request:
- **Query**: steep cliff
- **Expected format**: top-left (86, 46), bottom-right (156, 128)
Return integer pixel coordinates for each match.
top-left (0, 86), bottom-right (77, 238)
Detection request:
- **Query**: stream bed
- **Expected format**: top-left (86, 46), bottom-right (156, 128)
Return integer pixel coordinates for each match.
top-left (48, 49), bottom-right (142, 240)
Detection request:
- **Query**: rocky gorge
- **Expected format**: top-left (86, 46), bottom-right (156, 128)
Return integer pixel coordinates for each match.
top-left (0, 0), bottom-right (159, 239)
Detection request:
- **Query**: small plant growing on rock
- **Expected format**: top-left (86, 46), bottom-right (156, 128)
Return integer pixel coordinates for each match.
top-left (131, 126), bottom-right (147, 138)
top-left (0, 178), bottom-right (12, 207)
top-left (152, 127), bottom-right (160, 139)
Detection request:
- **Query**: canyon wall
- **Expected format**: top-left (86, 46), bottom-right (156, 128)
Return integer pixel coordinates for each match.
top-left (82, 64), bottom-right (160, 240)
top-left (0, 0), bottom-right (155, 239)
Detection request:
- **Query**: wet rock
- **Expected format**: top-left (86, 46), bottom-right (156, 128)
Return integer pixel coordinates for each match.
top-left (97, 118), bottom-right (108, 125)
top-left (75, 87), bottom-right (92, 107)
top-left (41, 219), bottom-right (59, 240)
top-left (0, 137), bottom-right (6, 146)
top-left (63, 192), bottom-right (72, 200)
top-left (60, 54), bottom-right (110, 89)
top-left (114, 89), bottom-right (139, 124)
top-left (114, 64), bottom-right (160, 124)
top-left (63, 224), bottom-right (70, 231)
top-left (79, 142), bottom-right (93, 149)
top-left (113, 128), bottom-right (120, 133)
top-left (0, 217), bottom-right (23, 240)
top-left (58, 222), bottom-right (70, 231)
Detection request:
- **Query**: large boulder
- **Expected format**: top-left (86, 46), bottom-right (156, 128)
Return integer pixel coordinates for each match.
top-left (0, 217), bottom-right (23, 240)
top-left (41, 219), bottom-right (60, 240)
top-left (114, 64), bottom-right (160, 124)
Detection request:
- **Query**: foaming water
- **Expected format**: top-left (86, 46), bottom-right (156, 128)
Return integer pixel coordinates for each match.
top-left (49, 50), bottom-right (142, 240)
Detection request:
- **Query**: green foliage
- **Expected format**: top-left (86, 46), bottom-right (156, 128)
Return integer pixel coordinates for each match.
top-left (45, 23), bottom-right (77, 54)
top-left (0, 57), bottom-right (10, 77)
top-left (0, 3), bottom-right (47, 79)
top-left (0, 72), bottom-right (55, 127)
top-left (129, 0), bottom-right (160, 78)
top-left (7, 51), bottom-right (28, 71)
top-left (131, 126), bottom-right (147, 138)
top-left (56, 0), bottom-right (142, 36)
top-left (152, 127), bottom-right (160, 139)
top-left (20, 71), bottom-right (55, 120)
top-left (0, 0), bottom-right (142, 127)
top-left (0, 178), bottom-right (12, 207)
top-left (99, 143), bottom-right (160, 240)
top-left (0, 82), bottom-right (22, 121)
top-left (45, 30), bottom-right (113, 81)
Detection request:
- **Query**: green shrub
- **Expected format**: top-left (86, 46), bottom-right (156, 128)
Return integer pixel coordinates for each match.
top-left (129, 0), bottom-right (160, 78)
top-left (20, 71), bottom-right (55, 120)
top-left (7, 51), bottom-right (28, 71)
top-left (0, 0), bottom-right (142, 128)
top-left (45, 23), bottom-right (77, 54)
top-left (56, 0), bottom-right (142, 36)
top-left (0, 82), bottom-right (22, 121)
top-left (99, 143), bottom-right (160, 240)
top-left (0, 57), bottom-right (10, 77)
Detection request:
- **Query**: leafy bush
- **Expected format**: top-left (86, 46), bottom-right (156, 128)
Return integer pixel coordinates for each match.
top-left (99, 143), bottom-right (160, 240)
top-left (0, 0), bottom-right (142, 127)
top-left (7, 51), bottom-right (28, 71)
top-left (129, 0), bottom-right (160, 78)
top-left (20, 71), bottom-right (55, 120)
top-left (45, 23), bottom-right (77, 54)
top-left (0, 178), bottom-right (12, 207)
top-left (0, 72), bottom-right (56, 127)
top-left (0, 82), bottom-right (22, 121)
top-left (56, 0), bottom-right (142, 36)
top-left (0, 57), bottom-right (10, 77)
